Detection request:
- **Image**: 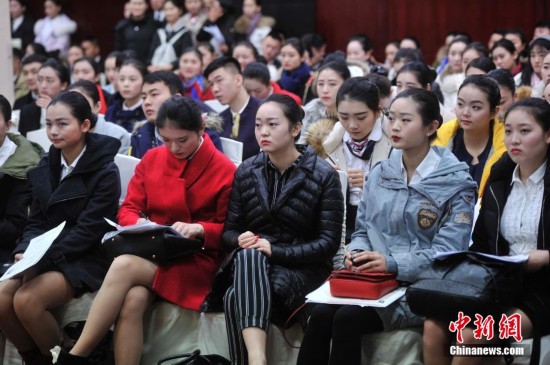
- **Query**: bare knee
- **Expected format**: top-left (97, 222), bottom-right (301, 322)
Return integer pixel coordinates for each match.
top-left (109, 255), bottom-right (143, 275)
top-left (118, 287), bottom-right (151, 322)
top-left (0, 282), bottom-right (17, 320)
top-left (424, 318), bottom-right (448, 337)
top-left (424, 318), bottom-right (452, 357)
top-left (13, 287), bottom-right (40, 318)
top-left (106, 255), bottom-right (156, 287)
top-left (459, 328), bottom-right (483, 346)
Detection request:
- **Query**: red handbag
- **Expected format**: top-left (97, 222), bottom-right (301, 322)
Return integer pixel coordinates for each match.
top-left (329, 270), bottom-right (398, 299)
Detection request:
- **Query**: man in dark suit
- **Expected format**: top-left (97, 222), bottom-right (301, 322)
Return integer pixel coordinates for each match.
top-left (81, 36), bottom-right (104, 73)
top-left (13, 54), bottom-right (47, 110)
top-left (204, 56), bottom-right (260, 160)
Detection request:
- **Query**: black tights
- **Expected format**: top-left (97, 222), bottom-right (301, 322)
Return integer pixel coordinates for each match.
top-left (297, 304), bottom-right (384, 365)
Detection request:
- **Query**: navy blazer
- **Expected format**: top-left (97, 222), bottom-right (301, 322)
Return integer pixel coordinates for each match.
top-left (220, 97), bottom-right (260, 161)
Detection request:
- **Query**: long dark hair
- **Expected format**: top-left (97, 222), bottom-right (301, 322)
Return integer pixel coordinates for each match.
top-left (156, 95), bottom-right (203, 132)
top-left (520, 37), bottom-right (550, 87)
top-left (49, 91), bottom-right (98, 129)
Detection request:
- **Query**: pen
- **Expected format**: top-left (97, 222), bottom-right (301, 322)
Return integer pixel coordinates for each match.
top-left (138, 211), bottom-right (148, 220)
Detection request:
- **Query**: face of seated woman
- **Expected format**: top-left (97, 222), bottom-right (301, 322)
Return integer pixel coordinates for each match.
top-left (254, 101), bottom-right (301, 156)
top-left (158, 123), bottom-right (203, 160)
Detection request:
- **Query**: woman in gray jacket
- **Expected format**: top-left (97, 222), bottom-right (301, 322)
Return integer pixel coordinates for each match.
top-left (298, 88), bottom-right (477, 365)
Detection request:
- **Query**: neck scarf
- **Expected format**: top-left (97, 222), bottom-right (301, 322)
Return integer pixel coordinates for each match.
top-left (346, 138), bottom-right (376, 161)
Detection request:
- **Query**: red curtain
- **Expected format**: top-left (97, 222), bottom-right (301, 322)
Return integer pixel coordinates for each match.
top-left (316, 0), bottom-right (549, 64)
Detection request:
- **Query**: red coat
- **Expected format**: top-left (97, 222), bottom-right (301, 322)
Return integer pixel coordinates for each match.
top-left (118, 134), bottom-right (236, 310)
top-left (271, 81), bottom-right (303, 105)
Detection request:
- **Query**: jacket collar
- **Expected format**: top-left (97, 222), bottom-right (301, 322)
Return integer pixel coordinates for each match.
top-left (34, 134), bottom-right (119, 207)
top-left (47, 133), bottom-right (120, 178)
top-left (323, 121), bottom-right (346, 155)
top-left (160, 133), bottom-right (217, 188)
top-left (250, 145), bottom-right (316, 214)
top-left (380, 146), bottom-right (476, 209)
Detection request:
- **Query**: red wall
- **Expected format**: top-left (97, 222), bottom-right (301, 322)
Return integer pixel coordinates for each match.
top-left (316, 0), bottom-right (550, 64)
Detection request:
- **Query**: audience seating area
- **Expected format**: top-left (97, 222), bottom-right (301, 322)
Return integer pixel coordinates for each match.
top-left (0, 298), bottom-right (425, 365)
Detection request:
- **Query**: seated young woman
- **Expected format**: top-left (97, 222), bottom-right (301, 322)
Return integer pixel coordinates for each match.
top-left (300, 60), bottom-right (350, 144)
top-left (104, 59), bottom-right (147, 133)
top-left (54, 95), bottom-right (236, 365)
top-left (433, 75), bottom-right (506, 198)
top-left (221, 94), bottom-right (344, 365)
top-left (322, 77), bottom-right (392, 242)
top-left (297, 88), bottom-right (477, 365)
top-left (0, 91), bottom-right (121, 365)
top-left (423, 98), bottom-right (550, 365)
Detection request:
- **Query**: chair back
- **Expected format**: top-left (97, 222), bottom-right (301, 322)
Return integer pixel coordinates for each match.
top-left (220, 137), bottom-right (243, 165)
top-left (114, 154), bottom-right (141, 204)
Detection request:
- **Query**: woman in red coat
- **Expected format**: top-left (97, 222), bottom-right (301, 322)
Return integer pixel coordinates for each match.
top-left (55, 96), bottom-right (236, 365)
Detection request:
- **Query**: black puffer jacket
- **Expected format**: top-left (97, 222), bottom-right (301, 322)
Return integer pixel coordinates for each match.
top-left (14, 133), bottom-right (121, 293)
top-left (222, 146), bottom-right (344, 317)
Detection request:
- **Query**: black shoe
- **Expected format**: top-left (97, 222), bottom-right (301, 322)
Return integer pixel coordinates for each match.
top-left (51, 347), bottom-right (91, 365)
top-left (18, 347), bottom-right (52, 365)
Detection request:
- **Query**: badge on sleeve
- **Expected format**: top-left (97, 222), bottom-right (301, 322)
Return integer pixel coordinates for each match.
top-left (454, 212), bottom-right (472, 225)
top-left (417, 209), bottom-right (438, 229)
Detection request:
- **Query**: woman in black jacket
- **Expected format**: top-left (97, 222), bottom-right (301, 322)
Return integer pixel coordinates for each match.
top-left (221, 94), bottom-right (344, 365)
top-left (114, 0), bottom-right (158, 63)
top-left (0, 91), bottom-right (120, 365)
top-left (423, 98), bottom-right (550, 365)
top-left (147, 0), bottom-right (193, 73)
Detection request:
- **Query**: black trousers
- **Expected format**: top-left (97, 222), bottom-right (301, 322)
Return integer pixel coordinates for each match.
top-left (297, 304), bottom-right (384, 365)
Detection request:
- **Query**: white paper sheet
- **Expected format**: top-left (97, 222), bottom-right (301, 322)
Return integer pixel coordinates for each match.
top-left (433, 251), bottom-right (528, 263)
top-left (103, 217), bottom-right (163, 233)
top-left (101, 218), bottom-right (182, 243)
top-left (305, 281), bottom-right (406, 307)
top-left (0, 221), bottom-right (66, 281)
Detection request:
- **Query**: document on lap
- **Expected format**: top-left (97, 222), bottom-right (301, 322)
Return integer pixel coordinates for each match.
top-left (102, 217), bottom-right (183, 242)
top-left (305, 282), bottom-right (406, 308)
top-left (0, 221), bottom-right (66, 281)
top-left (433, 251), bottom-right (528, 263)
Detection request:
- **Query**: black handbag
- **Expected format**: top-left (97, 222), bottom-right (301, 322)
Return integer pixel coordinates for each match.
top-left (200, 248), bottom-right (240, 312)
top-left (406, 251), bottom-right (524, 321)
top-left (103, 226), bottom-right (203, 265)
top-left (157, 350), bottom-right (230, 365)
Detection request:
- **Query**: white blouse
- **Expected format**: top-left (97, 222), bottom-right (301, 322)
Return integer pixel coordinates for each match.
top-left (501, 161), bottom-right (546, 255)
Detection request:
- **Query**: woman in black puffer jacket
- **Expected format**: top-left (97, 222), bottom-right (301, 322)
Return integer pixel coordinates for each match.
top-left (222, 94), bottom-right (344, 365)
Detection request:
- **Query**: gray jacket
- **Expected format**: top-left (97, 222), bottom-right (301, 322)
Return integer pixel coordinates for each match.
top-left (93, 116), bottom-right (131, 155)
top-left (348, 146), bottom-right (477, 330)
